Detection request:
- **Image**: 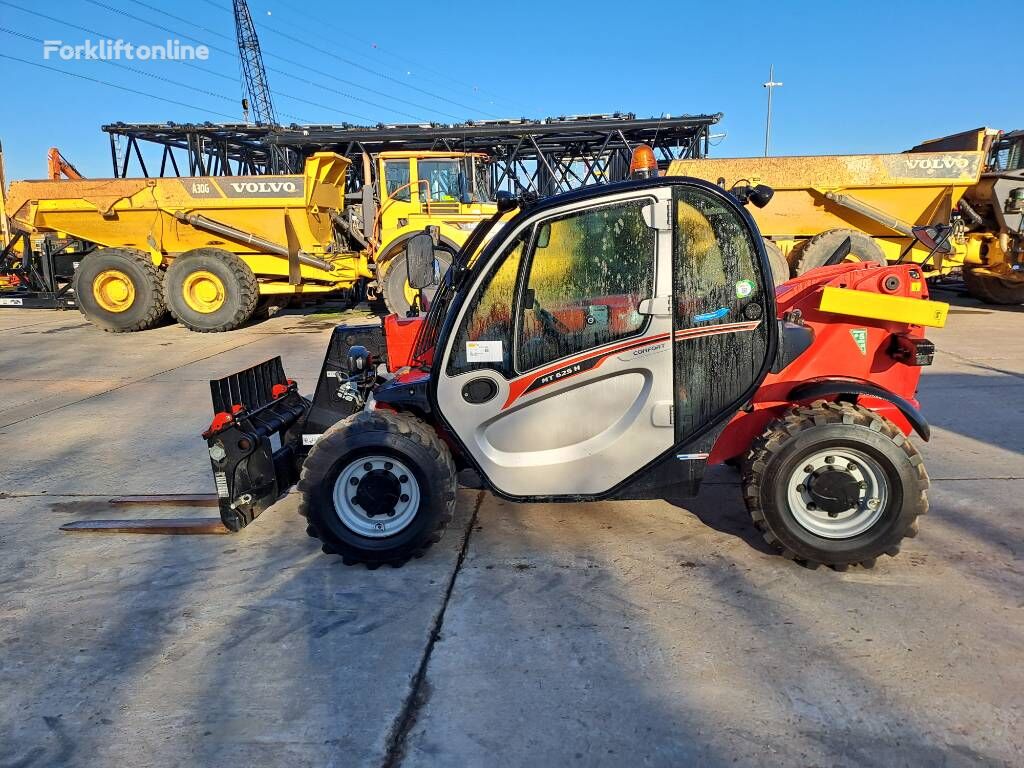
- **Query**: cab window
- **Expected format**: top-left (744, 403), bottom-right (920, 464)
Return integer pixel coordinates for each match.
top-left (383, 160), bottom-right (411, 201)
top-left (516, 200), bottom-right (656, 372)
top-left (446, 236), bottom-right (526, 378)
top-left (671, 185), bottom-right (770, 439)
top-left (418, 159), bottom-right (461, 203)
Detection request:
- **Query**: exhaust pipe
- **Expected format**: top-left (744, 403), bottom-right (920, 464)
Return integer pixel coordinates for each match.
top-left (174, 211), bottom-right (334, 272)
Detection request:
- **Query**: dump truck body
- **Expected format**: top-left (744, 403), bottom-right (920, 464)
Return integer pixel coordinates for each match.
top-left (668, 137), bottom-right (988, 276)
top-left (5, 151), bottom-right (362, 288)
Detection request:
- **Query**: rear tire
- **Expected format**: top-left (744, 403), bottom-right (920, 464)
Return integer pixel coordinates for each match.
top-left (165, 248), bottom-right (260, 332)
top-left (795, 229), bottom-right (887, 276)
top-left (743, 401), bottom-right (928, 568)
top-left (298, 410), bottom-right (457, 567)
top-left (763, 238), bottom-right (791, 286)
top-left (379, 245), bottom-right (452, 317)
top-left (963, 267), bottom-right (1024, 305)
top-left (72, 248), bottom-right (166, 332)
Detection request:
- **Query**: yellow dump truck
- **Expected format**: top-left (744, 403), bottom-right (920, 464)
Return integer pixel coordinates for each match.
top-left (668, 128), bottom-right (1024, 304)
top-left (2, 149), bottom-right (498, 331)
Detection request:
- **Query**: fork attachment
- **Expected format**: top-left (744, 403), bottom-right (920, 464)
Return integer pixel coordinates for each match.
top-left (204, 357), bottom-right (309, 531)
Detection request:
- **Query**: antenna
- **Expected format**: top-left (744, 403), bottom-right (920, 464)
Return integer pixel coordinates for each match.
top-left (762, 64), bottom-right (783, 157)
top-left (233, 0), bottom-right (277, 126)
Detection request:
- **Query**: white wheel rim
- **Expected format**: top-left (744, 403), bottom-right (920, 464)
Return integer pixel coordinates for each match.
top-left (332, 455), bottom-right (420, 538)
top-left (785, 448), bottom-right (889, 539)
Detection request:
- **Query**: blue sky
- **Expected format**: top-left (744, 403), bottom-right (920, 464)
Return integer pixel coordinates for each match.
top-left (0, 0), bottom-right (1018, 181)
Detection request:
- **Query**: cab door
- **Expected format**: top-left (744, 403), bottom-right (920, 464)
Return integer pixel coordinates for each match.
top-left (433, 181), bottom-right (773, 499)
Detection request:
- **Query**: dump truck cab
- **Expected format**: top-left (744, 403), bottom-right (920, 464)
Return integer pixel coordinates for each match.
top-left (369, 151), bottom-right (497, 314)
top-left (205, 162), bottom-right (947, 570)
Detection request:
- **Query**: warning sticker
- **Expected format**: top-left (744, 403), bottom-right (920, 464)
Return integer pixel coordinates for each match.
top-left (850, 328), bottom-right (868, 355)
top-left (466, 340), bottom-right (503, 363)
top-left (302, 434), bottom-right (322, 446)
top-left (0, 298), bottom-right (25, 306)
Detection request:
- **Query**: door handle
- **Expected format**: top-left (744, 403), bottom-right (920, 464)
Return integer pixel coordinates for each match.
top-left (638, 296), bottom-right (672, 317)
top-left (461, 377), bottom-right (498, 404)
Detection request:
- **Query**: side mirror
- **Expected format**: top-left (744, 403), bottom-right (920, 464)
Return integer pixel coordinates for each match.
top-left (406, 232), bottom-right (436, 290)
top-left (730, 183), bottom-right (774, 209)
top-left (536, 223), bottom-right (551, 249)
top-left (495, 190), bottom-right (518, 212)
top-left (748, 184), bottom-right (774, 209)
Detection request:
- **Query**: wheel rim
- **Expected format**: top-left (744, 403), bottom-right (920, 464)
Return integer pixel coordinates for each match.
top-left (92, 269), bottom-right (136, 313)
top-left (332, 455), bottom-right (420, 538)
top-left (182, 270), bottom-right (226, 314)
top-left (785, 447), bottom-right (889, 539)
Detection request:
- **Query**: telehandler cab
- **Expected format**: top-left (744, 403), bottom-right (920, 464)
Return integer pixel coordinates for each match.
top-left (202, 155), bottom-right (948, 569)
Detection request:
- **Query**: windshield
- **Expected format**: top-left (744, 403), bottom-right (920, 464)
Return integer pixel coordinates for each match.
top-left (415, 157), bottom-right (492, 204)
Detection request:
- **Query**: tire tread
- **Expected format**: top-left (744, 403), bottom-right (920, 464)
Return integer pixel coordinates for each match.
top-left (742, 400), bottom-right (929, 569)
top-left (298, 410), bottom-right (456, 567)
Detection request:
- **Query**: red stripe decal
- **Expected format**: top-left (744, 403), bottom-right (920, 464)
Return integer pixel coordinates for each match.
top-left (501, 319), bottom-right (761, 410)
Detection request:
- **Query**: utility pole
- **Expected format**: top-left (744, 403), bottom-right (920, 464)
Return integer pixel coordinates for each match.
top-left (763, 65), bottom-right (783, 157)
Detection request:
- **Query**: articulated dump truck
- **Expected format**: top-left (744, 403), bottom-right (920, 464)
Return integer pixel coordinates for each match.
top-left (669, 128), bottom-right (1024, 304)
top-left (1, 150), bottom-right (496, 331)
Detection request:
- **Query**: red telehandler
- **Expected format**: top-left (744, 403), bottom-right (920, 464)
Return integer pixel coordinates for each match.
top-left (198, 147), bottom-right (948, 570)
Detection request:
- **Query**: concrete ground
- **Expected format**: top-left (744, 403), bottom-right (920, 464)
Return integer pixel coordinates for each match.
top-left (0, 292), bottom-right (1021, 767)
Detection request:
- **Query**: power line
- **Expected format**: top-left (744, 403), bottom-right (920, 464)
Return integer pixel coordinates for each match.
top-left (189, 0), bottom-right (507, 116)
top-left (0, 52), bottom-right (240, 119)
top-left (269, 0), bottom-right (523, 112)
top-left (0, 1), bottom-right (374, 123)
top-left (85, 0), bottom-right (449, 121)
top-left (0, 26), bottom-right (242, 106)
top-left (0, 0), bottom-right (238, 90)
top-left (253, 20), bottom-right (502, 118)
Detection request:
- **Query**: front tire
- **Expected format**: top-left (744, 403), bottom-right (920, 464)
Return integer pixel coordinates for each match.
top-left (743, 401), bottom-right (928, 568)
top-left (165, 248), bottom-right (260, 332)
top-left (72, 248), bottom-right (166, 332)
top-left (298, 410), bottom-right (457, 567)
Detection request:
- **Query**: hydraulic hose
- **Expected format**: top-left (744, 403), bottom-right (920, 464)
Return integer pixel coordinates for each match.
top-left (173, 211), bottom-right (334, 272)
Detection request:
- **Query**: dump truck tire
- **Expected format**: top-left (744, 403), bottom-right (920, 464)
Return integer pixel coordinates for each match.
top-left (795, 229), bottom-right (886, 275)
top-left (763, 238), bottom-right (791, 286)
top-left (379, 245), bottom-right (453, 317)
top-left (165, 249), bottom-right (260, 332)
top-left (73, 248), bottom-right (166, 332)
top-left (963, 268), bottom-right (1024, 305)
top-left (298, 410), bottom-right (457, 567)
top-left (742, 400), bottom-right (928, 569)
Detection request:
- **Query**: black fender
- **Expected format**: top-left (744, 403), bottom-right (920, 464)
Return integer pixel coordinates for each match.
top-left (788, 379), bottom-right (930, 441)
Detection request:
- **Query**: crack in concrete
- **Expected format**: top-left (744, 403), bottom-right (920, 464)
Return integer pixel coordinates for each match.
top-left (382, 491), bottom-right (485, 768)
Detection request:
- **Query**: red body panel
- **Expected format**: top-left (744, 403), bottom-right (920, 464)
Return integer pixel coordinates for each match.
top-left (708, 263), bottom-right (931, 464)
top-left (383, 314), bottom-right (424, 371)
